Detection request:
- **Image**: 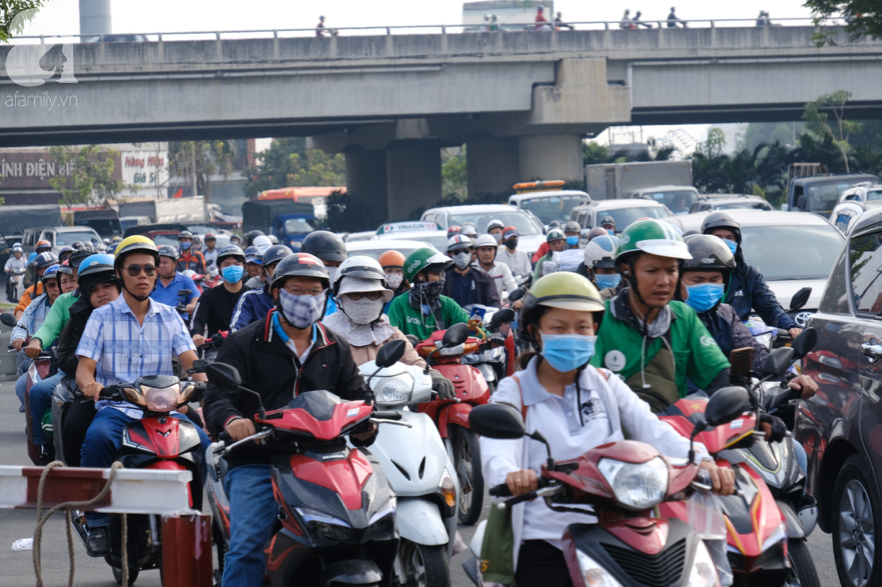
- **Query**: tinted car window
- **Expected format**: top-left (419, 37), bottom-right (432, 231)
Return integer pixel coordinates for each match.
top-left (849, 230), bottom-right (882, 314)
top-left (642, 190), bottom-right (697, 216)
top-left (819, 249), bottom-right (851, 315)
top-left (599, 206), bottom-right (672, 232)
top-left (447, 211), bottom-right (541, 235)
top-left (741, 224), bottom-right (843, 281)
top-left (717, 201), bottom-right (771, 211)
top-left (519, 195), bottom-right (589, 224)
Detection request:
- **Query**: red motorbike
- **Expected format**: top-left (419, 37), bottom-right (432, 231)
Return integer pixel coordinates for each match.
top-left (415, 322), bottom-right (492, 525)
top-left (204, 359), bottom-right (404, 587)
top-left (465, 385), bottom-right (752, 587)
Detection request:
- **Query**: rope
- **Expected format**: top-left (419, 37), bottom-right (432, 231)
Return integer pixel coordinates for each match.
top-left (33, 461), bottom-right (129, 587)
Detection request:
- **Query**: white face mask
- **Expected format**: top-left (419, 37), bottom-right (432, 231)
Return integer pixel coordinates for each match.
top-left (385, 272), bottom-right (404, 289)
top-left (339, 295), bottom-right (385, 325)
top-left (452, 252), bottom-right (472, 270)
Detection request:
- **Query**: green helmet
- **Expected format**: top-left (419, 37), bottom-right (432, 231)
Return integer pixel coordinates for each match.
top-left (403, 247), bottom-right (452, 283)
top-left (546, 228), bottom-right (566, 243)
top-left (615, 219), bottom-right (691, 262)
top-left (518, 272), bottom-right (605, 348)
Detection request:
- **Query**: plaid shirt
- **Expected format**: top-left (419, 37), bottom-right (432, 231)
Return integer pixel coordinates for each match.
top-left (77, 296), bottom-right (196, 418)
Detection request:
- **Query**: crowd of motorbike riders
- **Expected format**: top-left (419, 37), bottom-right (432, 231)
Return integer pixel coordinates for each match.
top-left (4, 211), bottom-right (822, 587)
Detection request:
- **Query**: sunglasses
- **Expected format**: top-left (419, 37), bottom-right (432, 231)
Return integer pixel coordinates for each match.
top-left (346, 291), bottom-right (384, 301)
top-left (123, 264), bottom-right (157, 277)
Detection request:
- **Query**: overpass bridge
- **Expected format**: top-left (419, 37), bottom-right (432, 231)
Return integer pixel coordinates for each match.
top-left (2, 25), bottom-right (881, 219)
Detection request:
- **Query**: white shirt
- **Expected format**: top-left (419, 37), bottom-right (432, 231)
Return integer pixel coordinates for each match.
top-left (473, 261), bottom-right (518, 301)
top-left (203, 248), bottom-right (219, 269)
top-left (482, 357), bottom-right (710, 553)
top-left (5, 255), bottom-right (27, 272)
top-left (496, 246), bottom-right (531, 278)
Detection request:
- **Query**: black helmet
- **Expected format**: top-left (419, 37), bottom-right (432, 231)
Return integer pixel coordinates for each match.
top-left (35, 252), bottom-right (59, 270)
top-left (70, 241), bottom-right (86, 251)
top-left (244, 230), bottom-right (265, 248)
top-left (270, 252), bottom-right (330, 291)
top-left (587, 227), bottom-right (609, 241)
top-left (69, 248), bottom-right (94, 269)
top-left (261, 244), bottom-right (293, 268)
top-left (158, 245), bottom-right (179, 261)
top-left (177, 230), bottom-right (194, 240)
top-left (548, 220), bottom-right (561, 229)
top-left (701, 211), bottom-right (742, 244)
top-left (682, 235), bottom-right (736, 282)
top-left (564, 220), bottom-right (581, 233)
top-left (599, 215), bottom-right (616, 227)
top-left (217, 244), bottom-right (247, 266)
top-left (302, 230), bottom-right (347, 264)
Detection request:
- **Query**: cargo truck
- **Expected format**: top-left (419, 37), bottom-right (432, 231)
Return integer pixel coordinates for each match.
top-left (119, 197), bottom-right (205, 224)
top-left (242, 199), bottom-right (317, 251)
top-left (584, 161), bottom-right (697, 212)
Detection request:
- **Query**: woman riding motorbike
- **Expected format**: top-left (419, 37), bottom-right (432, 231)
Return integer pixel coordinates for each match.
top-left (481, 272), bottom-right (735, 587)
top-left (321, 256), bottom-right (455, 398)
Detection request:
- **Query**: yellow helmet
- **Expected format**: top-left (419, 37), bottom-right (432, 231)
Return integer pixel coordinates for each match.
top-left (114, 235), bottom-right (160, 270)
top-left (518, 272), bottom-right (605, 347)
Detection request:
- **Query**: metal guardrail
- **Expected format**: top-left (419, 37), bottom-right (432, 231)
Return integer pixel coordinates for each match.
top-left (8, 17), bottom-right (845, 45)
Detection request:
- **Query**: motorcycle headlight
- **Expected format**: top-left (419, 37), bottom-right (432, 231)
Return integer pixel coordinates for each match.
top-left (373, 373), bottom-right (414, 406)
top-left (576, 550), bottom-right (624, 587)
top-left (139, 384), bottom-right (181, 412)
top-left (436, 468), bottom-right (457, 515)
top-left (296, 507), bottom-right (357, 542)
top-left (597, 457), bottom-right (668, 510)
top-left (687, 540), bottom-right (718, 587)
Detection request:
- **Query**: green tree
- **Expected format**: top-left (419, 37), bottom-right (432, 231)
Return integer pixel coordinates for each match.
top-left (702, 127), bottom-right (727, 158)
top-left (803, 90), bottom-right (861, 173)
top-left (288, 149), bottom-right (346, 186)
top-left (48, 145), bottom-right (124, 209)
top-left (805, 0), bottom-right (882, 45)
top-left (168, 140), bottom-right (237, 201)
top-left (242, 138), bottom-right (308, 198)
top-left (0, 1), bottom-right (47, 43)
top-left (441, 146), bottom-right (467, 201)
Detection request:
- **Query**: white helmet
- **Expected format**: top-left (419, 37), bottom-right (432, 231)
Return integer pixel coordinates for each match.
top-left (474, 234), bottom-right (498, 249)
top-left (253, 235), bottom-right (273, 253)
top-left (583, 235), bottom-right (619, 269)
top-left (332, 255), bottom-right (390, 298)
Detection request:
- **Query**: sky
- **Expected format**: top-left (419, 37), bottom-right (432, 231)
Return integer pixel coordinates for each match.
top-left (21, 0), bottom-right (818, 152)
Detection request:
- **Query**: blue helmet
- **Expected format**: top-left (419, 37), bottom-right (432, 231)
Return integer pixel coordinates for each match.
top-left (244, 246), bottom-right (262, 265)
top-left (78, 254), bottom-right (116, 278)
top-left (41, 264), bottom-right (61, 283)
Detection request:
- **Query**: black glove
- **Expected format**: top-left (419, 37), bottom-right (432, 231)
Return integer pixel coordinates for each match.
top-left (759, 413), bottom-right (787, 443)
top-left (430, 369), bottom-right (456, 400)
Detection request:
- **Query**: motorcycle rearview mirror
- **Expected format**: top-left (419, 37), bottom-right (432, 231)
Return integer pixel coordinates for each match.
top-left (177, 289), bottom-right (192, 299)
top-left (442, 323), bottom-right (470, 348)
top-left (207, 363), bottom-right (266, 419)
top-left (762, 347), bottom-right (796, 377)
top-left (375, 339), bottom-right (406, 369)
top-left (705, 386), bottom-right (749, 427)
top-left (791, 327), bottom-right (818, 358)
top-left (508, 287), bottom-right (527, 303)
top-left (469, 404), bottom-right (525, 439)
top-left (790, 287), bottom-right (811, 312)
top-left (490, 308), bottom-right (516, 327)
top-left (0, 313), bottom-right (17, 328)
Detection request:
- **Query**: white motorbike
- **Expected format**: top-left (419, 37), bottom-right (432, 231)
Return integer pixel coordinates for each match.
top-left (357, 340), bottom-right (460, 587)
top-left (8, 267), bottom-right (25, 303)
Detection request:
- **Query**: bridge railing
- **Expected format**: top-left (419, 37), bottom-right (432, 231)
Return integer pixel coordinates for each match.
top-left (9, 17), bottom-right (842, 45)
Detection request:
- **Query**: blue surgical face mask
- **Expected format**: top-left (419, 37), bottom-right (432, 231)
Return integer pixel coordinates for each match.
top-left (180, 241), bottom-right (192, 251)
top-left (720, 237), bottom-right (738, 254)
top-left (594, 273), bottom-right (621, 290)
top-left (607, 229), bottom-right (614, 235)
top-left (566, 236), bottom-right (579, 246)
top-left (685, 283), bottom-right (725, 313)
top-left (540, 334), bottom-right (596, 373)
top-left (221, 265), bottom-right (244, 284)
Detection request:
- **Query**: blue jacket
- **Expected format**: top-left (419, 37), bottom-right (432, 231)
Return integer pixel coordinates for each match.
top-left (12, 293), bottom-right (53, 342)
top-left (725, 254), bottom-right (796, 331)
top-left (231, 287), bottom-right (275, 331)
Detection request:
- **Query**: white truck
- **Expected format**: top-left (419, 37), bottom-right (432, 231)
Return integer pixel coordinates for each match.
top-left (119, 196), bottom-right (205, 224)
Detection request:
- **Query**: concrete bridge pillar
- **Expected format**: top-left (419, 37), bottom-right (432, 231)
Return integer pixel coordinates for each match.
top-left (344, 149), bottom-right (389, 229)
top-left (466, 138), bottom-right (520, 198)
top-left (386, 142), bottom-right (442, 222)
top-left (518, 134), bottom-right (583, 183)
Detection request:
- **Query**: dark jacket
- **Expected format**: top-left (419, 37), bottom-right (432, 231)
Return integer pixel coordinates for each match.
top-left (698, 302), bottom-right (770, 376)
top-left (441, 266), bottom-right (501, 308)
top-left (726, 252), bottom-right (796, 330)
top-left (203, 312), bottom-right (372, 469)
top-left (56, 295), bottom-right (90, 377)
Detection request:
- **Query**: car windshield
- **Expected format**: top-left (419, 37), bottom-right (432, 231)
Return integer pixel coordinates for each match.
top-left (151, 234), bottom-right (181, 248)
top-left (867, 189), bottom-right (882, 202)
top-left (282, 217), bottom-right (317, 235)
top-left (74, 219), bottom-right (122, 237)
top-left (56, 231), bottom-right (100, 246)
top-left (808, 181), bottom-right (857, 214)
top-left (380, 232), bottom-right (449, 251)
top-left (741, 224), bottom-right (844, 281)
top-left (716, 201), bottom-right (771, 211)
top-left (447, 211), bottom-right (541, 235)
top-left (641, 190), bottom-right (697, 216)
top-left (518, 195), bottom-right (588, 224)
top-left (602, 206), bottom-right (672, 232)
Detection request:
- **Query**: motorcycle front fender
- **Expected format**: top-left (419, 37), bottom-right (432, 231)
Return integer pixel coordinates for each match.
top-left (442, 402), bottom-right (473, 433)
top-left (396, 498), bottom-right (449, 547)
top-left (777, 500), bottom-right (805, 539)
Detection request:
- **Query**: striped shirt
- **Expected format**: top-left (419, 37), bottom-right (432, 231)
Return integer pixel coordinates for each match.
top-left (77, 296), bottom-right (196, 418)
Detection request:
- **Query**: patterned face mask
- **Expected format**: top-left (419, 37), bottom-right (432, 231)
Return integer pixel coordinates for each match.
top-left (277, 288), bottom-right (327, 329)
top-left (408, 278), bottom-right (445, 313)
top-left (385, 272), bottom-right (404, 289)
top-left (339, 296), bottom-right (385, 325)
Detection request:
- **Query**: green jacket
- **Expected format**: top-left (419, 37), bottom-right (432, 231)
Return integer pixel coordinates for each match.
top-left (533, 253), bottom-right (553, 283)
top-left (590, 299), bottom-right (730, 400)
top-left (386, 294), bottom-right (472, 341)
top-left (33, 291), bottom-right (78, 349)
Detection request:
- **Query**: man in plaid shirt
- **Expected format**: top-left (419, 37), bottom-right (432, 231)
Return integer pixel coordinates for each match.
top-left (75, 235), bottom-right (210, 557)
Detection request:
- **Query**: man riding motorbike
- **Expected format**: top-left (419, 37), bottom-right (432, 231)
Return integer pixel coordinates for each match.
top-left (589, 219), bottom-right (732, 412)
top-left (301, 230), bottom-right (349, 316)
top-left (5, 243), bottom-right (27, 302)
top-left (496, 226), bottom-right (531, 281)
top-left (151, 245), bottom-right (200, 319)
top-left (482, 272), bottom-right (734, 587)
top-left (15, 252), bottom-right (58, 319)
top-left (322, 256), bottom-right (456, 398)
top-left (386, 247), bottom-right (476, 341)
top-left (203, 252), bottom-right (376, 587)
top-left (532, 229), bottom-right (567, 282)
top-left (701, 212), bottom-right (801, 339)
top-left (176, 230), bottom-right (206, 274)
top-left (23, 240), bottom-right (52, 289)
top-left (191, 245), bottom-right (249, 352)
top-left (474, 234), bottom-right (521, 309)
top-left (75, 235), bottom-right (210, 556)
top-left (443, 235), bottom-right (501, 309)
top-left (230, 245), bottom-right (293, 331)
top-left (576, 234), bottom-right (621, 300)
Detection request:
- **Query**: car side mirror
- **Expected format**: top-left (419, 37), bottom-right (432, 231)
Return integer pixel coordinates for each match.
top-left (490, 308), bottom-right (516, 327)
top-left (704, 386), bottom-right (749, 427)
top-left (792, 327), bottom-right (818, 358)
top-left (762, 347), bottom-right (797, 377)
top-left (797, 195), bottom-right (807, 210)
top-left (0, 313), bottom-right (17, 328)
top-left (469, 403), bottom-right (525, 439)
top-left (508, 287), bottom-right (526, 303)
top-left (206, 363), bottom-right (242, 388)
top-left (790, 287), bottom-right (811, 312)
top-left (376, 339), bottom-right (406, 369)
top-left (442, 323), bottom-right (470, 348)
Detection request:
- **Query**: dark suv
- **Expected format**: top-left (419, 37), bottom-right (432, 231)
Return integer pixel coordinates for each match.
top-left (799, 205), bottom-right (882, 586)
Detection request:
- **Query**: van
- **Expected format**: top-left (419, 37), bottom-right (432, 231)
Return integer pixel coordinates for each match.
top-left (23, 226), bottom-right (103, 256)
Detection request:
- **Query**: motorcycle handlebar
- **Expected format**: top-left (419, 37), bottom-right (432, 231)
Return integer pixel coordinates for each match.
top-left (372, 410), bottom-right (402, 420)
top-left (489, 483), bottom-right (512, 497)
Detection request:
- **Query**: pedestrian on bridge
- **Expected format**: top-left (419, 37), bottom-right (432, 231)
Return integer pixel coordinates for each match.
top-left (555, 12), bottom-right (574, 30)
top-left (632, 11), bottom-right (653, 28)
top-left (316, 16), bottom-right (327, 37)
top-left (667, 7), bottom-right (686, 28)
top-left (620, 9), bottom-right (634, 29)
